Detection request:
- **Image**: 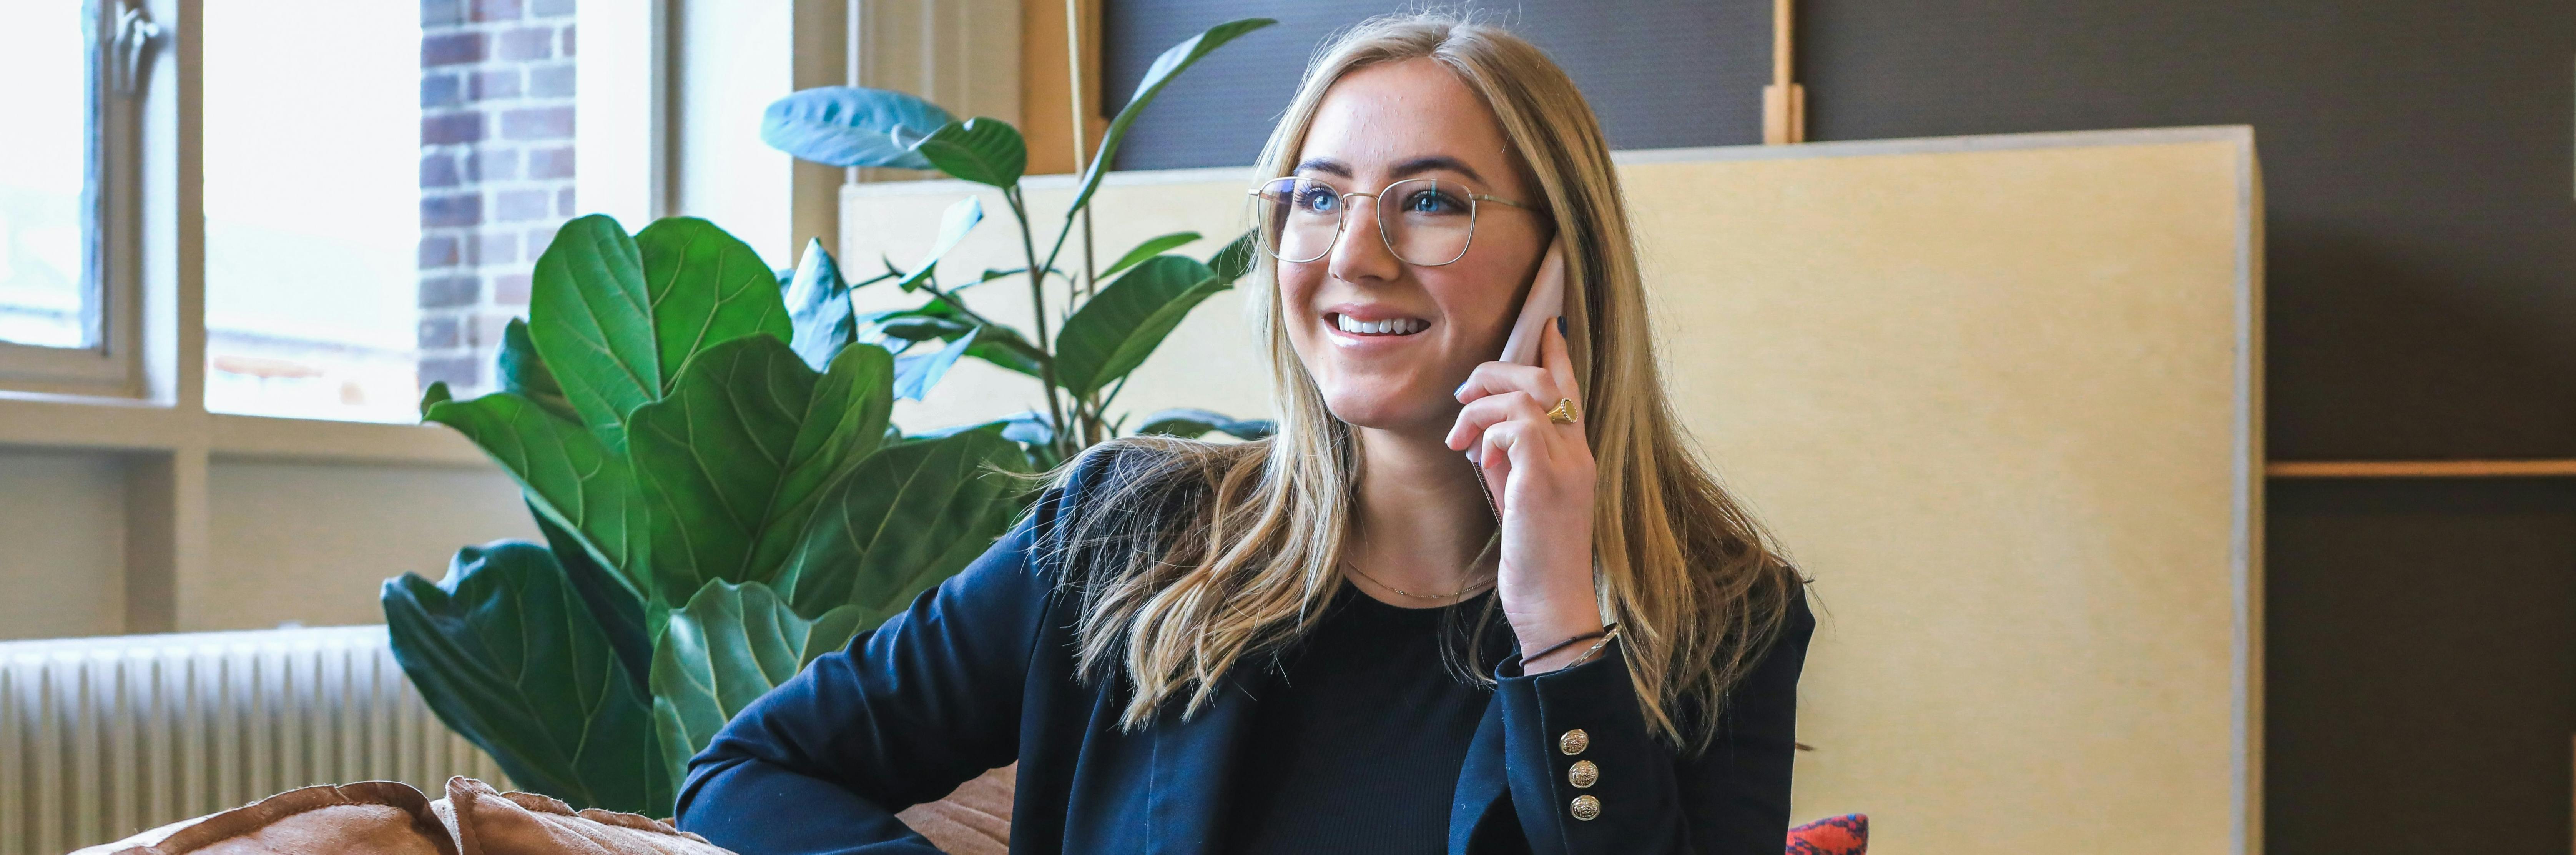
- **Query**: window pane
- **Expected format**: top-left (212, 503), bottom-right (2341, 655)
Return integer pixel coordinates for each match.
top-left (0, 1), bottom-right (99, 349)
top-left (204, 0), bottom-right (425, 422)
top-left (205, 0), bottom-right (579, 423)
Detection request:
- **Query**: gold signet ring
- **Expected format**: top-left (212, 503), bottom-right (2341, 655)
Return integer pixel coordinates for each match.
top-left (1546, 398), bottom-right (1580, 425)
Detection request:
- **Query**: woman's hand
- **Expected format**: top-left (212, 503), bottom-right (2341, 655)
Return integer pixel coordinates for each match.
top-left (1447, 318), bottom-right (1604, 673)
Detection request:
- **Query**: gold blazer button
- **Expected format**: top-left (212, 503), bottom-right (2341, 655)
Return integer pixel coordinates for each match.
top-left (1568, 759), bottom-right (1599, 788)
top-left (1569, 794), bottom-right (1602, 821)
top-left (1557, 729), bottom-right (1590, 755)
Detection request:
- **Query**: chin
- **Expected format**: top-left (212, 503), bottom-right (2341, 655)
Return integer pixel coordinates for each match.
top-left (1320, 388), bottom-right (1445, 434)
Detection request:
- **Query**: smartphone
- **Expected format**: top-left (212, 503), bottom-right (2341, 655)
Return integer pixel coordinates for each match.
top-left (1466, 239), bottom-right (1567, 519)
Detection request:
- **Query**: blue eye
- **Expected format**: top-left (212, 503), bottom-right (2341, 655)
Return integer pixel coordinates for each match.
top-left (1297, 187), bottom-right (1341, 213)
top-left (1402, 188), bottom-right (1466, 215)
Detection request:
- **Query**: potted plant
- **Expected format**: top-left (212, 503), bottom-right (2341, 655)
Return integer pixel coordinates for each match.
top-left (382, 18), bottom-right (1277, 815)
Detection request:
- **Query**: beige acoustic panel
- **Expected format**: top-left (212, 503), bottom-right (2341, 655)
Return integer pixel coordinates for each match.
top-left (841, 126), bottom-right (2263, 854)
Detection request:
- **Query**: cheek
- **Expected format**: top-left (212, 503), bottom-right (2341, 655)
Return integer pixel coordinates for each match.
top-left (1422, 264), bottom-right (1521, 356)
top-left (1276, 262), bottom-right (1327, 329)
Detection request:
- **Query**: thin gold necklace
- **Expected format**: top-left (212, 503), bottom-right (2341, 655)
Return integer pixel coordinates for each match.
top-left (1341, 559), bottom-right (1489, 601)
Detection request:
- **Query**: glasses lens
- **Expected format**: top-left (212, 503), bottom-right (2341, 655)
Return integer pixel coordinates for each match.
top-left (1256, 177), bottom-right (1344, 263)
top-left (1381, 179), bottom-right (1475, 266)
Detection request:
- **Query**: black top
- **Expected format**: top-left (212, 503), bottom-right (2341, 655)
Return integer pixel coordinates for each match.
top-left (1222, 584), bottom-right (1505, 854)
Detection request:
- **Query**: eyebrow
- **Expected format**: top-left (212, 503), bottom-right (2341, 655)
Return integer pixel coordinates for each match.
top-left (1292, 155), bottom-right (1489, 185)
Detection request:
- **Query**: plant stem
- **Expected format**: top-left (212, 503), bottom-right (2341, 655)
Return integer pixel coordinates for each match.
top-left (1078, 208), bottom-right (1103, 446)
top-left (1097, 374), bottom-right (1130, 422)
top-left (1005, 186), bottom-right (1072, 460)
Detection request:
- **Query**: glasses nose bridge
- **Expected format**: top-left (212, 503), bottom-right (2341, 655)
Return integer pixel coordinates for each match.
top-left (1332, 185), bottom-right (1409, 257)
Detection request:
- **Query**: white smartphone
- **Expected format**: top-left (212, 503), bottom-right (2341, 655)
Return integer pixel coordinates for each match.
top-left (1466, 239), bottom-right (1567, 519)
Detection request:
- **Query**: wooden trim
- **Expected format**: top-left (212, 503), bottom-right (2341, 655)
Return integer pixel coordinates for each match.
top-left (207, 414), bottom-right (487, 467)
top-left (1019, 0), bottom-right (1102, 175)
top-left (0, 394), bottom-right (489, 468)
top-left (2266, 459), bottom-right (2576, 478)
top-left (1761, 0), bottom-right (1805, 145)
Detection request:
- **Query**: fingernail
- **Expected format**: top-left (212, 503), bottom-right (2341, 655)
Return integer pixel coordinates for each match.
top-left (1454, 381), bottom-right (1468, 397)
top-left (1555, 316), bottom-right (1567, 335)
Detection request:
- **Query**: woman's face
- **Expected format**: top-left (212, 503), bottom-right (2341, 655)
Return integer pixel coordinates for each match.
top-left (1277, 57), bottom-right (1551, 436)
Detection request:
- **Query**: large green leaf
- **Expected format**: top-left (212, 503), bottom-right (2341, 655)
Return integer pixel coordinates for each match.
top-left (425, 391), bottom-right (648, 594)
top-left (651, 581), bottom-right (866, 766)
top-left (759, 86), bottom-right (954, 170)
top-left (782, 238), bottom-right (854, 372)
top-left (382, 541), bottom-right (668, 813)
top-left (528, 214), bottom-right (658, 447)
top-left (649, 699), bottom-right (695, 807)
top-left (913, 118), bottom-right (1026, 188)
top-left (782, 431), bottom-right (1029, 622)
top-left (628, 335), bottom-right (813, 603)
top-left (529, 508), bottom-right (654, 690)
top-left (1103, 231), bottom-right (1201, 279)
top-left (765, 342), bottom-right (898, 573)
top-left (1067, 18), bottom-right (1275, 216)
top-left (1206, 230), bottom-right (1258, 284)
top-left (628, 336), bottom-right (897, 604)
top-left (899, 197), bottom-right (984, 293)
top-left (892, 328), bottom-right (976, 401)
top-left (636, 218), bottom-right (793, 386)
top-left (498, 318), bottom-right (577, 422)
top-left (1053, 255), bottom-right (1228, 396)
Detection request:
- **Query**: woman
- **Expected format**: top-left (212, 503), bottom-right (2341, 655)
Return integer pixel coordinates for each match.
top-left (676, 12), bottom-right (1813, 855)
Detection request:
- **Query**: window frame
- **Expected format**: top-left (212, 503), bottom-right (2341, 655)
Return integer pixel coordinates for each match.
top-left (0, 0), bottom-right (941, 632)
top-left (0, 0), bottom-right (147, 395)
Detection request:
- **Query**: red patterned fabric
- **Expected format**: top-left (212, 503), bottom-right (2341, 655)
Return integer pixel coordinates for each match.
top-left (1785, 813), bottom-right (1868, 855)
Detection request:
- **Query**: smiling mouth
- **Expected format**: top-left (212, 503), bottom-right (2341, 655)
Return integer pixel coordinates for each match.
top-left (1329, 313), bottom-right (1429, 336)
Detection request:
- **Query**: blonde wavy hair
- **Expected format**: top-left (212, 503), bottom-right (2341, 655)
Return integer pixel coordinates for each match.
top-left (1031, 10), bottom-right (1802, 753)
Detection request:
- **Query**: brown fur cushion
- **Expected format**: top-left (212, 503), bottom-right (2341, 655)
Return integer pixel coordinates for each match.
top-left (70, 766), bottom-right (1020, 855)
top-left (434, 777), bottom-right (726, 855)
top-left (894, 764), bottom-right (1014, 855)
top-left (87, 781), bottom-right (456, 855)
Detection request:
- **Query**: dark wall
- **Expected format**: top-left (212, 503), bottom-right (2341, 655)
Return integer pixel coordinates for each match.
top-left (1798, 2), bottom-right (2576, 852)
top-left (1102, 2), bottom-right (2576, 851)
top-left (1100, 0), bottom-right (1769, 170)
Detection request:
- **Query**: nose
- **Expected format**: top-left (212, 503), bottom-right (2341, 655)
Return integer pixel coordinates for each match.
top-left (1325, 193), bottom-right (1402, 286)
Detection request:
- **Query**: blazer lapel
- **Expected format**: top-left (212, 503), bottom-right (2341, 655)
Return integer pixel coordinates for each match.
top-left (1143, 666), bottom-right (1261, 855)
top-left (1448, 697), bottom-right (1511, 855)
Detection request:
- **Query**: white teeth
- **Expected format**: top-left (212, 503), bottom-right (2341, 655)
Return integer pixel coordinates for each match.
top-left (1334, 314), bottom-right (1424, 335)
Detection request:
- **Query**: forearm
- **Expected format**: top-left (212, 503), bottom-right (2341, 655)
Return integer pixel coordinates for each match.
top-left (680, 756), bottom-right (944, 855)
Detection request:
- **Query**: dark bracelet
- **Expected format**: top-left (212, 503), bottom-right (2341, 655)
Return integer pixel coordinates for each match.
top-left (1522, 622), bottom-right (1620, 665)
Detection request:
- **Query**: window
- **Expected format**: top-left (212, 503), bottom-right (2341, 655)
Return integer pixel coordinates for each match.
top-left (0, 1), bottom-right (95, 351)
top-left (0, 0), bottom-right (144, 391)
top-left (201, 0), bottom-right (422, 421)
top-left (201, 0), bottom-right (578, 423)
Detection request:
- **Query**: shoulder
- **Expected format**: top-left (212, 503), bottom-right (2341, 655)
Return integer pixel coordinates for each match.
top-left (1026, 439), bottom-right (1186, 535)
top-left (1017, 438), bottom-right (1229, 579)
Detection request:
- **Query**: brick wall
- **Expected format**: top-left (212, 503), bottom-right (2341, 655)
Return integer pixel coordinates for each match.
top-left (418, 0), bottom-right (575, 397)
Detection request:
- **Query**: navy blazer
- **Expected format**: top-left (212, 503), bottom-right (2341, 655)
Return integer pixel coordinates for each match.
top-left (676, 446), bottom-right (1816, 855)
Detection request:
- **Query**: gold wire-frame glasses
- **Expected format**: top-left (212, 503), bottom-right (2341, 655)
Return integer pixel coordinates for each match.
top-left (1246, 176), bottom-right (1536, 267)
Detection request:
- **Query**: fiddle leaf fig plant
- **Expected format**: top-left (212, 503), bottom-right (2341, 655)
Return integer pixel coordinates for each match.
top-left (390, 213), bottom-right (1029, 815)
top-left (761, 16), bottom-right (1283, 461)
top-left (385, 18), bottom-right (1280, 817)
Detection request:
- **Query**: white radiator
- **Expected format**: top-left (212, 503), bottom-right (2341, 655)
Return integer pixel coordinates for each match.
top-left (0, 625), bottom-right (505, 855)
